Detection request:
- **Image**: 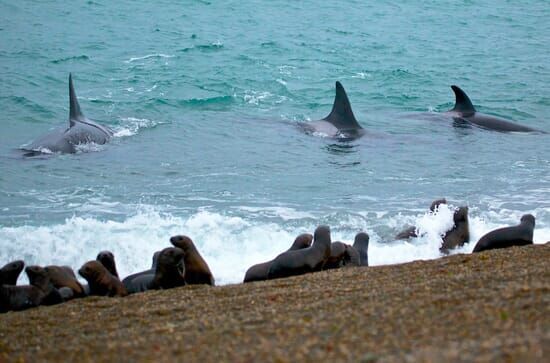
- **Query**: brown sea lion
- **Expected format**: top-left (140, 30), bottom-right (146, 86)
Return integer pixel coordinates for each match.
top-left (473, 214), bottom-right (535, 253)
top-left (267, 225), bottom-right (332, 279)
top-left (170, 235), bottom-right (215, 286)
top-left (440, 206), bottom-right (470, 253)
top-left (344, 244), bottom-right (361, 266)
top-left (323, 242), bottom-right (348, 270)
top-left (96, 251), bottom-right (119, 278)
top-left (25, 266), bottom-right (64, 306)
top-left (243, 233), bottom-right (313, 283)
top-left (0, 260), bottom-right (25, 285)
top-left (44, 265), bottom-right (86, 298)
top-left (78, 261), bottom-right (127, 297)
top-left (395, 198), bottom-right (447, 240)
top-left (123, 247), bottom-right (186, 293)
top-left (353, 232), bottom-right (370, 266)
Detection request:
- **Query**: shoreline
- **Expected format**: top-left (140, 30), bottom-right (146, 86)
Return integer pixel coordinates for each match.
top-left (1, 243), bottom-right (548, 362)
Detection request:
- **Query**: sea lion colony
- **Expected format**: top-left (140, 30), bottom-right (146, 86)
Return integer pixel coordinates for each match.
top-left (0, 202), bottom-right (537, 313)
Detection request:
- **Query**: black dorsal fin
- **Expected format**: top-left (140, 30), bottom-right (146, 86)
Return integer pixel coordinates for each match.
top-left (69, 73), bottom-right (84, 126)
top-left (451, 85), bottom-right (476, 115)
top-left (323, 81), bottom-right (362, 130)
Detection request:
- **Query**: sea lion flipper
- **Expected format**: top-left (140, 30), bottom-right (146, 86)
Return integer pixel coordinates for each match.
top-left (323, 81), bottom-right (362, 130)
top-left (450, 85), bottom-right (476, 115)
top-left (69, 73), bottom-right (84, 126)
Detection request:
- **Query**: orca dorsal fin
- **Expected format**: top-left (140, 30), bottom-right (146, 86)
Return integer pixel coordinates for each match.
top-left (323, 81), bottom-right (362, 130)
top-left (69, 73), bottom-right (84, 126)
top-left (451, 85), bottom-right (476, 115)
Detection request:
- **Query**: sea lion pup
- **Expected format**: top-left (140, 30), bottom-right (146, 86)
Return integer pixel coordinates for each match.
top-left (78, 261), bottom-right (127, 297)
top-left (44, 265), bottom-right (86, 298)
top-left (170, 235), bottom-right (215, 286)
top-left (267, 225), bottom-right (332, 280)
top-left (25, 266), bottom-right (64, 306)
top-left (243, 233), bottom-right (313, 283)
top-left (353, 232), bottom-right (370, 266)
top-left (96, 251), bottom-right (119, 278)
top-left (123, 247), bottom-right (186, 293)
top-left (0, 281), bottom-right (45, 313)
top-left (323, 242), bottom-right (361, 270)
top-left (473, 214), bottom-right (535, 253)
top-left (440, 206), bottom-right (470, 253)
top-left (0, 260), bottom-right (25, 285)
top-left (395, 199), bottom-right (447, 240)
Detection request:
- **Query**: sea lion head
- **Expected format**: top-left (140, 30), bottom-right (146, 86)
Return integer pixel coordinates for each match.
top-left (520, 214), bottom-right (535, 227)
top-left (313, 225), bottom-right (331, 249)
top-left (0, 260), bottom-right (25, 285)
top-left (96, 250), bottom-right (118, 277)
top-left (454, 206), bottom-right (469, 223)
top-left (290, 233), bottom-right (313, 250)
top-left (156, 247), bottom-right (185, 278)
top-left (169, 235), bottom-right (194, 252)
top-left (430, 198), bottom-right (447, 212)
top-left (353, 232), bottom-right (370, 248)
top-left (78, 260), bottom-right (107, 282)
top-left (25, 265), bottom-right (50, 290)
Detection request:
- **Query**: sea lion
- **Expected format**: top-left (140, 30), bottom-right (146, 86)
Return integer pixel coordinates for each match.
top-left (0, 260), bottom-right (25, 285)
top-left (123, 247), bottom-right (186, 293)
top-left (473, 214), bottom-right (535, 253)
top-left (78, 261), bottom-right (127, 297)
top-left (395, 199), bottom-right (447, 240)
top-left (353, 232), bottom-right (370, 266)
top-left (267, 225), bottom-right (332, 279)
top-left (170, 235), bottom-right (215, 286)
top-left (243, 233), bottom-right (313, 283)
top-left (323, 242), bottom-right (361, 270)
top-left (121, 250), bottom-right (162, 288)
top-left (44, 265), bottom-right (86, 298)
top-left (25, 266), bottom-right (64, 306)
top-left (96, 251), bottom-right (119, 278)
top-left (440, 206), bottom-right (470, 253)
top-left (0, 283), bottom-right (44, 313)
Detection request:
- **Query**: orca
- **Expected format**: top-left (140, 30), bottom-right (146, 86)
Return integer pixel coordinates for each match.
top-left (300, 81), bottom-right (365, 139)
top-left (447, 85), bottom-right (542, 133)
top-left (20, 74), bottom-right (113, 156)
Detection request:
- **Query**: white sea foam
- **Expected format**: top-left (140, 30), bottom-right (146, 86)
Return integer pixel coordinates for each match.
top-left (124, 54), bottom-right (174, 63)
top-left (1, 205), bottom-right (548, 286)
top-left (112, 117), bottom-right (164, 137)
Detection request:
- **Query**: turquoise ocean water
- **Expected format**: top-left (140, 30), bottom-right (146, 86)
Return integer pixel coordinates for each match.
top-left (1, 1), bottom-right (548, 284)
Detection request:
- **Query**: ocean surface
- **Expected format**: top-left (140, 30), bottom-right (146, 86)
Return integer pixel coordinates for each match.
top-left (1, 1), bottom-right (548, 285)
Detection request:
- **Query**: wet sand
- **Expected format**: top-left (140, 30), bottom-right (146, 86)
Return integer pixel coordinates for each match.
top-left (1, 243), bottom-right (548, 362)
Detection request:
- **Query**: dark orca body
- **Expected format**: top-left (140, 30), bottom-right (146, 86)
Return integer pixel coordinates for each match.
top-left (447, 86), bottom-right (541, 133)
top-left (300, 81), bottom-right (365, 140)
top-left (20, 74), bottom-right (113, 156)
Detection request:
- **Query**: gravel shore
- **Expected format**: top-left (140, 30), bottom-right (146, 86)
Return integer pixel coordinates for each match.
top-left (1, 243), bottom-right (548, 362)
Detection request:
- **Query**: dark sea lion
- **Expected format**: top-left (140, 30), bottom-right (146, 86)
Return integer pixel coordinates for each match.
top-left (267, 225), bottom-right (332, 279)
top-left (78, 261), bottom-right (127, 297)
top-left (473, 214), bottom-right (535, 253)
top-left (0, 284), bottom-right (44, 313)
top-left (124, 247), bottom-right (186, 293)
top-left (395, 199), bottom-right (447, 240)
top-left (353, 232), bottom-right (370, 266)
top-left (243, 233), bottom-right (313, 283)
top-left (0, 260), bottom-right (25, 285)
top-left (170, 235), bottom-right (215, 286)
top-left (96, 250), bottom-right (119, 278)
top-left (446, 85), bottom-right (542, 133)
top-left (324, 242), bottom-right (361, 270)
top-left (44, 265), bottom-right (86, 298)
top-left (440, 206), bottom-right (470, 253)
top-left (25, 266), bottom-right (64, 306)
top-left (121, 250), bottom-right (162, 290)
